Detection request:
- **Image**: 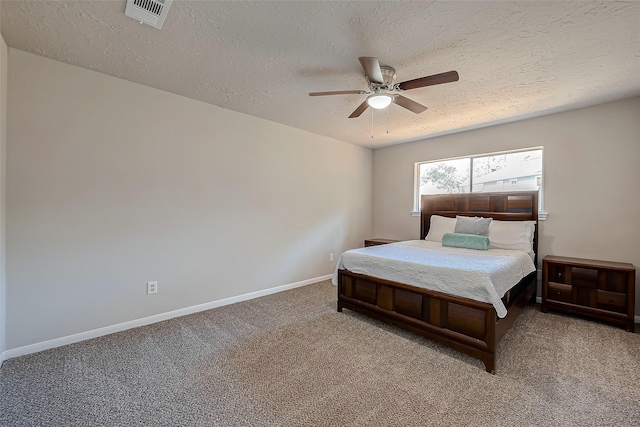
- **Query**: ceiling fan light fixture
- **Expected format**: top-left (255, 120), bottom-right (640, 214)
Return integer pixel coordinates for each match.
top-left (366, 94), bottom-right (393, 110)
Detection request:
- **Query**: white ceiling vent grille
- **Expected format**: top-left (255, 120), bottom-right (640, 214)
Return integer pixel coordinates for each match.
top-left (125, 0), bottom-right (173, 30)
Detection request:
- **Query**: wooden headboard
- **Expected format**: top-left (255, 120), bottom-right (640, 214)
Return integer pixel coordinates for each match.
top-left (420, 191), bottom-right (539, 261)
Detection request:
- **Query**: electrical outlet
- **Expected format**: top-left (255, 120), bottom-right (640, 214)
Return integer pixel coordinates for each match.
top-left (147, 281), bottom-right (158, 295)
top-left (329, 253), bottom-right (334, 262)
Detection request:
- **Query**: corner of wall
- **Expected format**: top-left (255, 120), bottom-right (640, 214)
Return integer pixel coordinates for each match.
top-left (0, 29), bottom-right (8, 365)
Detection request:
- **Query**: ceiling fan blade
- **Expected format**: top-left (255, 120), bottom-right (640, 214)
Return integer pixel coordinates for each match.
top-left (358, 57), bottom-right (384, 84)
top-left (397, 70), bottom-right (459, 91)
top-left (393, 95), bottom-right (428, 114)
top-left (309, 90), bottom-right (367, 96)
top-left (348, 100), bottom-right (369, 118)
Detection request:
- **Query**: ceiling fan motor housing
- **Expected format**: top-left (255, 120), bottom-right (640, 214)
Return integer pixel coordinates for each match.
top-left (379, 66), bottom-right (397, 85)
top-left (366, 66), bottom-right (396, 88)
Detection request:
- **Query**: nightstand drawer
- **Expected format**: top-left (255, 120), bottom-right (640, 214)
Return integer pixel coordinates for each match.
top-left (548, 282), bottom-right (572, 303)
top-left (597, 290), bottom-right (626, 313)
top-left (547, 264), bottom-right (568, 284)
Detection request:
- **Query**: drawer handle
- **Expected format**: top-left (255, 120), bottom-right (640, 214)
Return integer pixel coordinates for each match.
top-left (557, 291), bottom-right (562, 295)
top-left (609, 300), bottom-right (614, 305)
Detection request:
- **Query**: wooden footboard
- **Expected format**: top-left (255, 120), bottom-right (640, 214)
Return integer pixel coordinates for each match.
top-left (337, 269), bottom-right (536, 373)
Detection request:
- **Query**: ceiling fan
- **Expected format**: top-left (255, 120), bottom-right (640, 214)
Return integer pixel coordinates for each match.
top-left (309, 57), bottom-right (459, 118)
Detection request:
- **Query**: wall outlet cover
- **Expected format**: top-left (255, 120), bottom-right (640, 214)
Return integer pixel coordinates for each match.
top-left (147, 281), bottom-right (158, 294)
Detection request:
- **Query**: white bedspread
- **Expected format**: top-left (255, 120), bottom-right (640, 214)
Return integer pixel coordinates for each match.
top-left (332, 240), bottom-right (536, 318)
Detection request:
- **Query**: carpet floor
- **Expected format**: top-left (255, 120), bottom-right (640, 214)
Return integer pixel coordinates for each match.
top-left (1, 280), bottom-right (639, 426)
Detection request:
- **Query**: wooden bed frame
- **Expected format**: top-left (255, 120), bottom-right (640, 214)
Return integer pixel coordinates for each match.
top-left (337, 191), bottom-right (538, 373)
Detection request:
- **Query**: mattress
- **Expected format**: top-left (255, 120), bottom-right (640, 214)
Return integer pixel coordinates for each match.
top-left (332, 240), bottom-right (536, 318)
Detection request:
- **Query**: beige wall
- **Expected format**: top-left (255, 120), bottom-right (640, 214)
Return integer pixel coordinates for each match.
top-left (6, 49), bottom-right (372, 350)
top-left (372, 97), bottom-right (640, 314)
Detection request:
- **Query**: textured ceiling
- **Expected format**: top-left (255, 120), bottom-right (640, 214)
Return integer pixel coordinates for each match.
top-left (2, 1), bottom-right (639, 148)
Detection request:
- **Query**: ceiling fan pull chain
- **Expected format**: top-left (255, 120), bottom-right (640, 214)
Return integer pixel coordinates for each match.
top-left (371, 108), bottom-right (374, 138)
top-left (386, 107), bottom-right (389, 134)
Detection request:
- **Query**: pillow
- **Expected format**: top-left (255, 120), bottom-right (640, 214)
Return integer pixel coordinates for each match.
top-left (454, 216), bottom-right (492, 236)
top-left (442, 233), bottom-right (490, 251)
top-left (488, 220), bottom-right (536, 253)
top-left (425, 215), bottom-right (456, 243)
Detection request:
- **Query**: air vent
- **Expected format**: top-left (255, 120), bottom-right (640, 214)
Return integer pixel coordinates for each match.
top-left (125, 0), bottom-right (173, 30)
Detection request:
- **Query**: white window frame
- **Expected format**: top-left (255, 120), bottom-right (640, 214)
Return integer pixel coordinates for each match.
top-left (412, 147), bottom-right (547, 220)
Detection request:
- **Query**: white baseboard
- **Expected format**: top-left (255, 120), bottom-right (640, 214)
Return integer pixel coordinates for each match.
top-left (2, 274), bottom-right (332, 362)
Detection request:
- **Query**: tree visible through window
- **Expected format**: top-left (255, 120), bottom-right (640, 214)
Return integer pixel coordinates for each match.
top-left (419, 159), bottom-right (469, 194)
top-left (415, 148), bottom-right (543, 211)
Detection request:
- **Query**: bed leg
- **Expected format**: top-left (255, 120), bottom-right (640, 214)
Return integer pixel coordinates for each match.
top-left (483, 356), bottom-right (496, 374)
top-left (337, 301), bottom-right (343, 312)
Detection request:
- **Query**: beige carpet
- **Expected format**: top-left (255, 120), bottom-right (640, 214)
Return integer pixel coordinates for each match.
top-left (1, 280), bottom-right (639, 426)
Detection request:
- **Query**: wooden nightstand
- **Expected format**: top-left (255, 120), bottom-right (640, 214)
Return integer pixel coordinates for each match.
top-left (364, 238), bottom-right (400, 247)
top-left (542, 255), bottom-right (636, 332)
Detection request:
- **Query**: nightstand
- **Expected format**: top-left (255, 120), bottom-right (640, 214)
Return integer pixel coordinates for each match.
top-left (542, 255), bottom-right (636, 332)
top-left (364, 238), bottom-right (400, 247)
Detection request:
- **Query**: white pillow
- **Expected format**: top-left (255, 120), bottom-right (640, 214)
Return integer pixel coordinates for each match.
top-left (425, 215), bottom-right (457, 243)
top-left (488, 220), bottom-right (536, 253)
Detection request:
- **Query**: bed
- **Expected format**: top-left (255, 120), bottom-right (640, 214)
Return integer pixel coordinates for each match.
top-left (334, 191), bottom-right (539, 373)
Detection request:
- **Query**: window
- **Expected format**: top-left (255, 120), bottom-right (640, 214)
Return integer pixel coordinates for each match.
top-left (414, 148), bottom-right (544, 214)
